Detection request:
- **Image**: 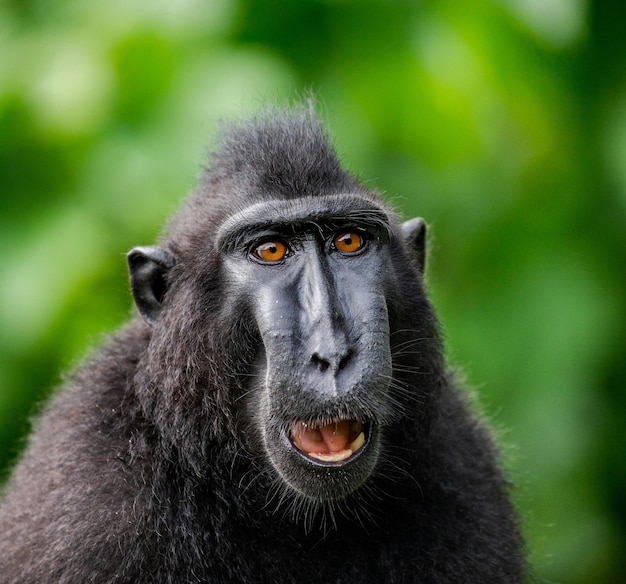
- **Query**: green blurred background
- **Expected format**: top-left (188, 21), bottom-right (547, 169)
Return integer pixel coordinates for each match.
top-left (0, 0), bottom-right (624, 581)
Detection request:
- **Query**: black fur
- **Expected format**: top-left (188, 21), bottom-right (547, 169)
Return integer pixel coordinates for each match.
top-left (0, 105), bottom-right (527, 583)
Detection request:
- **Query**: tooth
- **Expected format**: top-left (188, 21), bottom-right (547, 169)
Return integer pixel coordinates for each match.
top-left (309, 449), bottom-right (352, 462)
top-left (348, 432), bottom-right (365, 452)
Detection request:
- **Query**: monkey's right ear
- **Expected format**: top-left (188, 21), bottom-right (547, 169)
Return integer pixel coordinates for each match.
top-left (127, 246), bottom-right (176, 327)
top-left (401, 217), bottom-right (427, 273)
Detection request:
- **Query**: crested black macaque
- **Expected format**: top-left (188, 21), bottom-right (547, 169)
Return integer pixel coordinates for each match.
top-left (0, 106), bottom-right (527, 583)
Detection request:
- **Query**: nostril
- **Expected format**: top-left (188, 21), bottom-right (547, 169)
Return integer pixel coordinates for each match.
top-left (337, 349), bottom-right (352, 372)
top-left (311, 353), bottom-right (330, 373)
top-left (311, 349), bottom-right (352, 374)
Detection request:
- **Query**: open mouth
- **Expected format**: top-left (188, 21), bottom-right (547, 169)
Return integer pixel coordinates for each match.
top-left (289, 419), bottom-right (369, 464)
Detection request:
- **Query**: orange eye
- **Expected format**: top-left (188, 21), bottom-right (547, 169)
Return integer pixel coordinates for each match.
top-left (254, 240), bottom-right (288, 263)
top-left (334, 231), bottom-right (364, 254)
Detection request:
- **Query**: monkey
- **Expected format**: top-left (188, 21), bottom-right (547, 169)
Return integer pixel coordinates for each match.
top-left (0, 105), bottom-right (527, 583)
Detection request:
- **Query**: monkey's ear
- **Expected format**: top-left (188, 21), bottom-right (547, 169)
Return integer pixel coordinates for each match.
top-left (127, 246), bottom-right (176, 327)
top-left (401, 218), bottom-right (427, 273)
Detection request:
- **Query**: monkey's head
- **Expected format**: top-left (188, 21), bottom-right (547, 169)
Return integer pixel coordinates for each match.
top-left (127, 108), bottom-right (443, 510)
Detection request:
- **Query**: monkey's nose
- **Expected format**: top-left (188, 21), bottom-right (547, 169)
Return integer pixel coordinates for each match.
top-left (310, 348), bottom-right (352, 375)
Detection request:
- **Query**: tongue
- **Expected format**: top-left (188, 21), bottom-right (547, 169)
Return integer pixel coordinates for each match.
top-left (293, 420), bottom-right (351, 455)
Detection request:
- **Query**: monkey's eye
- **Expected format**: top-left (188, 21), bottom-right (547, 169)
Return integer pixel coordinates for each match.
top-left (333, 231), bottom-right (365, 254)
top-left (252, 240), bottom-right (289, 263)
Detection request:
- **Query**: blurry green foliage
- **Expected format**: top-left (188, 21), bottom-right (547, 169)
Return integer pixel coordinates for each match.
top-left (0, 0), bottom-right (624, 582)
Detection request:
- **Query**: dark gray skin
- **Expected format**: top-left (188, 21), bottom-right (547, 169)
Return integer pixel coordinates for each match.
top-left (0, 108), bottom-right (527, 582)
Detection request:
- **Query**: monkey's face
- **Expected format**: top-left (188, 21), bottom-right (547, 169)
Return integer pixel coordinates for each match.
top-left (129, 194), bottom-right (427, 506)
top-left (217, 196), bottom-right (399, 502)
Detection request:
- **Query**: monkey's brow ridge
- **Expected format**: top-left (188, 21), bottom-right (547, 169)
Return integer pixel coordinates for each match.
top-left (215, 194), bottom-right (390, 252)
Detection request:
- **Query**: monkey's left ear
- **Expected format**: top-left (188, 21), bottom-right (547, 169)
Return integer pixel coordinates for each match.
top-left (401, 218), bottom-right (427, 273)
top-left (127, 246), bottom-right (176, 327)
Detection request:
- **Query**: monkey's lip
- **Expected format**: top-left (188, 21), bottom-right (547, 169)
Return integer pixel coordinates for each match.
top-left (288, 419), bottom-right (370, 465)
